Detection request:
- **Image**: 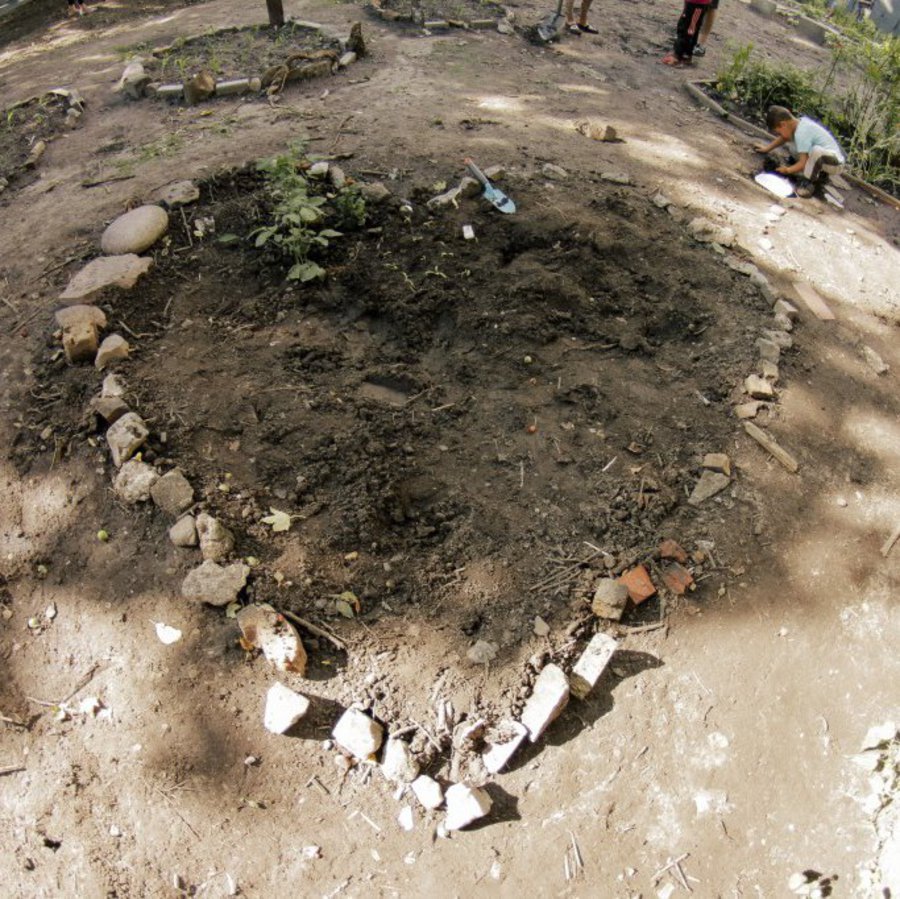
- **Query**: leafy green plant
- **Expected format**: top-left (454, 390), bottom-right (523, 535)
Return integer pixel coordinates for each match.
top-left (252, 148), bottom-right (343, 282)
top-left (331, 185), bottom-right (368, 231)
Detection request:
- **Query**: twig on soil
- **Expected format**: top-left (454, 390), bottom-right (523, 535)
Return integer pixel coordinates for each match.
top-left (410, 719), bottom-right (442, 752)
top-left (1, 713), bottom-right (28, 729)
top-left (81, 174), bottom-right (136, 188)
top-left (150, 783), bottom-right (201, 840)
top-left (0, 764), bottom-right (26, 776)
top-left (306, 775), bottom-right (331, 796)
top-left (1, 294), bottom-right (19, 313)
top-left (28, 662), bottom-right (101, 710)
top-left (561, 341), bottom-right (617, 354)
top-left (623, 621), bottom-right (666, 634)
top-left (880, 522), bottom-right (900, 558)
top-left (180, 208), bottom-right (193, 248)
top-left (118, 320), bottom-right (156, 340)
top-left (652, 853), bottom-right (690, 884)
top-left (279, 609), bottom-right (346, 651)
top-left (601, 455), bottom-right (617, 473)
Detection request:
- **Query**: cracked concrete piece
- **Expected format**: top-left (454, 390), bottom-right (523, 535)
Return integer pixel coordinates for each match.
top-left (688, 470), bottom-right (731, 506)
top-left (106, 412), bottom-right (149, 467)
top-left (60, 255), bottom-right (153, 303)
top-left (150, 469), bottom-right (194, 517)
top-left (181, 560), bottom-right (249, 606)
top-left (570, 632), bottom-right (618, 700)
top-left (332, 708), bottom-right (383, 759)
top-left (520, 663), bottom-right (570, 741)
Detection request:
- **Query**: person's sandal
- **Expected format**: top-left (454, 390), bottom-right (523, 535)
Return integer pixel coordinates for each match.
top-left (578, 22), bottom-right (599, 33)
top-left (567, 23), bottom-right (582, 34)
top-left (694, 44), bottom-right (706, 56)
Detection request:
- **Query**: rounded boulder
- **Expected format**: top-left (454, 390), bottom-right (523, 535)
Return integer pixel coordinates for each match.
top-left (101, 205), bottom-right (169, 255)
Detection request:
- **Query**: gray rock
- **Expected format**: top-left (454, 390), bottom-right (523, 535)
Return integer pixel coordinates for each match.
top-left (756, 337), bottom-right (780, 364)
top-left (688, 470), bottom-right (730, 506)
top-left (763, 329), bottom-right (793, 350)
top-left (773, 298), bottom-right (800, 320)
top-left (444, 783), bottom-right (492, 831)
top-left (458, 175), bottom-right (482, 199)
top-left (95, 334), bottom-right (130, 369)
top-left (484, 164), bottom-right (506, 181)
top-left (101, 206), bottom-right (169, 255)
top-left (168, 514), bottom-right (198, 547)
top-left (381, 737), bottom-right (420, 783)
top-left (332, 708), bottom-right (384, 759)
top-left (600, 171), bottom-right (632, 185)
top-left (360, 181), bottom-right (391, 204)
top-left (688, 217), bottom-right (736, 247)
top-left (114, 459), bottom-right (159, 503)
top-left (760, 360), bottom-right (779, 382)
top-left (106, 412), bottom-right (149, 467)
top-left (735, 400), bottom-right (762, 419)
top-left (152, 181), bottom-right (200, 209)
top-left (520, 663), bottom-right (569, 741)
top-left (773, 312), bottom-right (793, 332)
top-left (329, 165), bottom-right (347, 190)
top-left (652, 192), bottom-right (672, 209)
top-left (745, 373), bottom-right (775, 399)
top-left (116, 61), bottom-right (151, 100)
top-left (150, 469), bottom-right (194, 517)
top-left (591, 579), bottom-right (629, 620)
top-left (542, 162), bottom-right (568, 180)
top-left (181, 560), bottom-right (249, 606)
top-left (725, 256), bottom-right (760, 278)
top-left (196, 513), bottom-right (235, 562)
top-left (90, 395), bottom-right (129, 424)
top-left (497, 19), bottom-right (515, 34)
top-left (467, 640), bottom-right (498, 664)
top-left (102, 373), bottom-right (126, 397)
top-left (308, 161), bottom-right (329, 179)
top-left (60, 255), bottom-right (152, 303)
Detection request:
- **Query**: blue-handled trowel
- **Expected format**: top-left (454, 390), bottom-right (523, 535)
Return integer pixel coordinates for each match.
top-left (464, 158), bottom-right (516, 214)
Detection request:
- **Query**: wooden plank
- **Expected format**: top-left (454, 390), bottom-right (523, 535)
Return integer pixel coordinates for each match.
top-left (743, 422), bottom-right (800, 473)
top-left (792, 281), bottom-right (836, 321)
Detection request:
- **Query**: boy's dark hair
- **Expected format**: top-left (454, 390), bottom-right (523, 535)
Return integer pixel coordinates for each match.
top-left (766, 106), bottom-right (795, 130)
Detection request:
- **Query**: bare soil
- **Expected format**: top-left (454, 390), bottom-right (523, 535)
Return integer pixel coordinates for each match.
top-left (1, 0), bottom-right (898, 897)
top-left (0, 91), bottom-right (69, 190)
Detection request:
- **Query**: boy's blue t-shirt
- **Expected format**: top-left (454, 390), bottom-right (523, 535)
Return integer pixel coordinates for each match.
top-left (792, 117), bottom-right (845, 163)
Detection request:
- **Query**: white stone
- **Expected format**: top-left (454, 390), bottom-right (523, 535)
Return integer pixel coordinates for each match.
top-left (168, 515), bottom-right (198, 547)
top-left (533, 616), bottom-right (550, 636)
top-left (181, 560), bottom-right (249, 606)
top-left (308, 162), bottom-right (329, 178)
top-left (600, 171), bottom-right (632, 185)
top-left (114, 459), bottom-right (159, 503)
top-left (106, 412), bottom-right (149, 467)
top-left (520, 663), bottom-right (570, 741)
top-left (150, 469), bottom-right (194, 517)
top-left (542, 162), bottom-right (568, 180)
top-left (482, 721), bottom-right (528, 774)
top-left (95, 334), bottom-right (130, 369)
top-left (332, 708), bottom-right (383, 759)
top-left (570, 633), bottom-right (618, 699)
top-left (744, 373), bottom-right (775, 399)
top-left (397, 805), bottom-right (415, 831)
top-left (100, 205), bottom-right (169, 255)
top-left (264, 682), bottom-right (310, 734)
top-left (116, 61), bottom-right (150, 100)
top-left (196, 513), bottom-right (235, 562)
top-left (381, 737), bottom-right (420, 783)
top-left (60, 255), bottom-right (153, 302)
top-left (444, 783), bottom-right (492, 831)
top-left (102, 373), bottom-right (126, 397)
top-left (411, 775), bottom-right (444, 810)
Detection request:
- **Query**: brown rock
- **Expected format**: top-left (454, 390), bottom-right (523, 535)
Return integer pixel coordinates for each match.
top-left (659, 539), bottom-right (688, 563)
top-left (60, 255), bottom-right (152, 303)
top-left (662, 562), bottom-right (694, 595)
top-left (618, 565), bottom-right (656, 605)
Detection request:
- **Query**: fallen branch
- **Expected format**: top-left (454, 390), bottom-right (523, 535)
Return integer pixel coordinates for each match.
top-left (0, 764), bottom-right (26, 776)
top-left (881, 523), bottom-right (900, 558)
top-left (279, 609), bottom-right (346, 651)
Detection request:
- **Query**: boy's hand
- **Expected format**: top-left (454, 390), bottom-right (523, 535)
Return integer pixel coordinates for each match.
top-left (775, 166), bottom-right (790, 175)
top-left (754, 144), bottom-right (770, 153)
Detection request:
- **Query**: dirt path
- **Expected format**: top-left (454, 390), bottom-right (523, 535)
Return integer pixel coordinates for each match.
top-left (1, 1), bottom-right (898, 897)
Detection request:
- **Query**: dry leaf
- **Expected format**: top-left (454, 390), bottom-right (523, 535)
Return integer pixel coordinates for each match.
top-left (261, 508), bottom-right (292, 533)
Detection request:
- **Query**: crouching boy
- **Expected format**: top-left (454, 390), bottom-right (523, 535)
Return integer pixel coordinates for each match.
top-left (756, 106), bottom-right (845, 197)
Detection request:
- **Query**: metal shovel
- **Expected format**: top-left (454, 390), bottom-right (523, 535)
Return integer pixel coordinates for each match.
top-left (465, 158), bottom-right (516, 214)
top-left (535, 0), bottom-right (566, 43)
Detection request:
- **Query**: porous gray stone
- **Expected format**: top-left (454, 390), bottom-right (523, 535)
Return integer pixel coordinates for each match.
top-left (150, 469), bottom-right (194, 517)
top-left (168, 514), bottom-right (198, 547)
top-left (95, 334), bottom-right (130, 369)
top-left (114, 459), bottom-right (159, 503)
top-left (196, 512), bottom-right (235, 561)
top-left (106, 412), bottom-right (149, 467)
top-left (181, 560), bottom-right (249, 606)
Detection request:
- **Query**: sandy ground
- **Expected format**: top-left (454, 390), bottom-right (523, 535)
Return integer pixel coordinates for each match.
top-left (1, 0), bottom-right (898, 896)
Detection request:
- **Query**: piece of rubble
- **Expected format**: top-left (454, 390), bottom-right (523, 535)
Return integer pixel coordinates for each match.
top-left (360, 181), bottom-right (391, 205)
top-left (482, 721), bottom-right (528, 774)
top-left (95, 334), bottom-right (130, 369)
top-left (764, 329), bottom-right (793, 350)
top-left (264, 682), bottom-right (310, 734)
top-left (773, 298), bottom-right (800, 321)
top-left (570, 632), bottom-right (617, 700)
top-left (520, 663), bottom-right (569, 741)
top-left (702, 453), bottom-right (731, 476)
top-left (662, 562), bottom-right (694, 595)
top-left (688, 470), bottom-right (730, 506)
top-left (735, 401), bottom-right (762, 420)
top-left (591, 579), bottom-right (629, 620)
top-left (600, 171), bottom-right (631, 185)
top-left (115, 59), bottom-right (151, 99)
top-left (862, 345), bottom-right (889, 375)
top-left (659, 538), bottom-right (688, 563)
top-left (196, 513), bottom-right (235, 562)
top-left (329, 165), bottom-right (347, 190)
top-left (102, 373), bottom-right (126, 397)
top-left (308, 161), bottom-right (329, 178)
top-left (687, 217), bottom-right (736, 247)
top-left (444, 783), bottom-right (492, 831)
top-left (618, 565), bottom-right (656, 604)
top-left (652, 192), bottom-right (672, 209)
top-left (114, 459), bottom-right (159, 503)
top-left (411, 775), bottom-right (444, 810)
top-left (150, 469), bottom-right (194, 516)
top-left (397, 805), bottom-right (414, 832)
top-left (90, 394), bottom-right (129, 425)
top-left (60, 255), bottom-right (153, 303)
top-left (181, 560), bottom-right (249, 607)
top-left (63, 320), bottom-right (100, 364)
top-left (332, 708), bottom-right (384, 759)
top-left (861, 721), bottom-right (897, 750)
top-left (533, 616), bottom-right (550, 636)
top-left (542, 162), bottom-right (568, 180)
top-left (458, 175), bottom-right (482, 199)
top-left (756, 337), bottom-right (780, 364)
top-left (744, 374), bottom-right (775, 400)
top-left (152, 181), bottom-right (200, 209)
top-left (428, 186), bottom-right (461, 209)
top-left (760, 360), bottom-right (779, 382)
top-left (168, 514), bottom-right (198, 547)
top-left (183, 70), bottom-right (215, 105)
top-left (792, 281), bottom-right (835, 321)
top-left (338, 51), bottom-right (357, 68)
top-left (237, 602), bottom-right (307, 674)
top-left (743, 422), bottom-right (799, 473)
top-left (467, 640), bottom-right (497, 664)
top-left (106, 412), bottom-right (149, 467)
top-left (381, 737), bottom-right (420, 783)
top-left (100, 205), bottom-right (169, 255)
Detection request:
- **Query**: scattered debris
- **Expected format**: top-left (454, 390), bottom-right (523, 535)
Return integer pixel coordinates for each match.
top-left (520, 663), bottom-right (570, 741)
top-left (743, 422), bottom-right (799, 473)
top-left (482, 720), bottom-right (528, 773)
top-left (264, 682), bottom-right (310, 734)
top-left (181, 560), bottom-right (250, 607)
top-left (332, 708), bottom-right (384, 759)
top-left (618, 565), bottom-right (657, 604)
top-left (569, 632), bottom-right (617, 700)
top-left (659, 539), bottom-right (688, 563)
top-left (444, 783), bottom-right (492, 831)
top-left (411, 774), bottom-right (444, 809)
top-left (237, 603), bottom-right (307, 674)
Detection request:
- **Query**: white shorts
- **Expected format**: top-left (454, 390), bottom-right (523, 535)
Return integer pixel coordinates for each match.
top-left (804, 145), bottom-right (844, 180)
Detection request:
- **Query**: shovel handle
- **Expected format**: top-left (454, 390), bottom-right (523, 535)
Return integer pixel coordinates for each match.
top-left (464, 157), bottom-right (490, 187)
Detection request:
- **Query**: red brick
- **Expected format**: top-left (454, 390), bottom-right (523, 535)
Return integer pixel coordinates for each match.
top-left (618, 565), bottom-right (656, 605)
top-left (658, 539), bottom-right (688, 564)
top-left (662, 562), bottom-right (694, 595)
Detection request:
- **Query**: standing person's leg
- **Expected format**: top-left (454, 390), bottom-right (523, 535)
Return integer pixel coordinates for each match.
top-left (695, 0), bottom-right (718, 55)
top-left (67, 0), bottom-right (77, 15)
top-left (564, 0), bottom-right (581, 33)
top-left (577, 0), bottom-right (599, 32)
top-left (665, 2), bottom-right (706, 64)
